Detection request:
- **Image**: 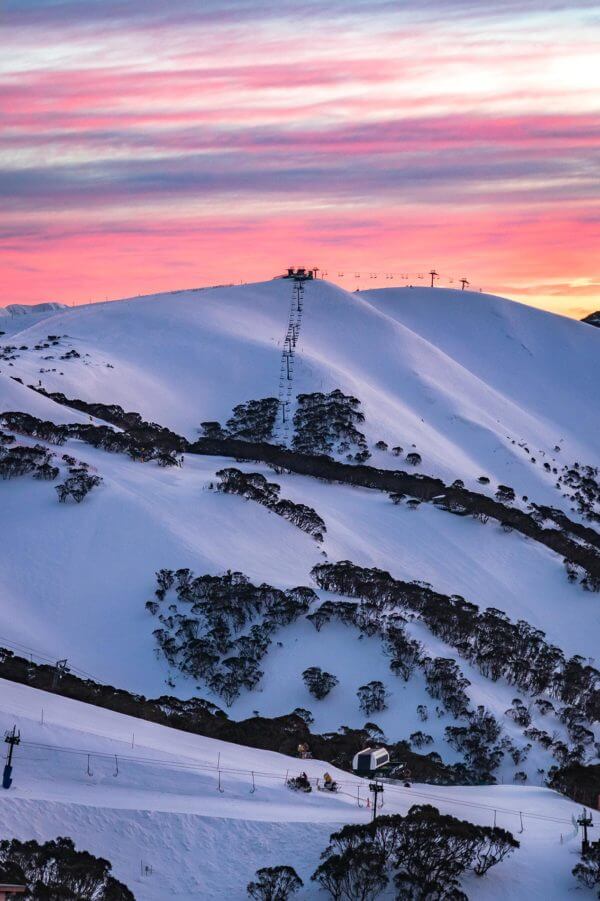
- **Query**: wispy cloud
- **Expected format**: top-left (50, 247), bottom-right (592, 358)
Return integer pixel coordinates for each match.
top-left (1, 0), bottom-right (599, 314)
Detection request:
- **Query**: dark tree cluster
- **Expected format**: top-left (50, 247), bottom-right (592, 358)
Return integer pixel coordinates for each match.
top-left (495, 484), bottom-right (516, 503)
top-left (311, 560), bottom-right (600, 766)
top-left (410, 730), bottom-right (434, 749)
top-left (357, 680), bottom-right (388, 715)
top-left (2, 410), bottom-right (183, 468)
top-left (291, 389), bottom-right (370, 462)
top-left (311, 805), bottom-right (519, 900)
top-left (445, 707), bottom-right (508, 781)
top-left (0, 835), bottom-right (134, 900)
top-left (226, 397), bottom-right (280, 442)
top-left (1, 412), bottom-right (68, 444)
top-left (56, 465), bottom-right (103, 503)
top-left (302, 666), bottom-right (339, 699)
top-left (0, 423), bottom-right (103, 497)
top-left (0, 343), bottom-right (20, 361)
top-left (573, 843), bottom-right (600, 894)
top-left (423, 658), bottom-right (471, 719)
top-left (303, 592), bottom-right (503, 773)
top-left (564, 559), bottom-right (600, 593)
top-left (31, 395), bottom-right (599, 583)
top-left (384, 622), bottom-right (422, 681)
top-left (247, 865), bottom-right (303, 900)
top-left (0, 440), bottom-right (58, 481)
top-left (147, 568), bottom-right (316, 705)
top-left (314, 562), bottom-right (600, 717)
top-left (35, 390), bottom-right (186, 450)
top-left (306, 599), bottom-right (358, 631)
top-left (200, 397), bottom-right (279, 444)
top-left (214, 467), bottom-right (326, 540)
top-left (513, 434), bottom-right (600, 525)
top-left (0, 640), bottom-right (496, 788)
top-left (560, 461), bottom-right (600, 524)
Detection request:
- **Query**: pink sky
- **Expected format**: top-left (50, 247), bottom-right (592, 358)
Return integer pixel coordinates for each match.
top-left (2, 1), bottom-right (600, 317)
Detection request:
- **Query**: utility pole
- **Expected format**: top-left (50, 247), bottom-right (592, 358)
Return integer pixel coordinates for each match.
top-left (460, 278), bottom-right (469, 291)
top-left (578, 809), bottom-right (594, 856)
top-left (3, 725), bottom-right (20, 789)
top-left (52, 658), bottom-right (69, 690)
top-left (429, 270), bottom-right (438, 288)
top-left (369, 779), bottom-right (384, 822)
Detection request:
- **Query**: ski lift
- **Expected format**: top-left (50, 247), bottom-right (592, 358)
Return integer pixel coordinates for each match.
top-left (352, 747), bottom-right (389, 776)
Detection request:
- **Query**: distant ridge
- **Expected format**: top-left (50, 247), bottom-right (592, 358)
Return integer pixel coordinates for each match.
top-left (0, 302), bottom-right (68, 317)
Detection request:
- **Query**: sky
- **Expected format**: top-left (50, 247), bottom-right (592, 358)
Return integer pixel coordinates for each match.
top-left (1, 1), bottom-right (600, 317)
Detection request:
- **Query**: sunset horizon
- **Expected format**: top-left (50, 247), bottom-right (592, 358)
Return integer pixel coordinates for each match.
top-left (1, 5), bottom-right (600, 892)
top-left (2, 1), bottom-right (599, 318)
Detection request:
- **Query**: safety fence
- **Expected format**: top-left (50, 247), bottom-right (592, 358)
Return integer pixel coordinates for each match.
top-left (9, 736), bottom-right (580, 836)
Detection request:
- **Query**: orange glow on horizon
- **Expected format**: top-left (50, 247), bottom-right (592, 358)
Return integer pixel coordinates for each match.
top-left (1, 2), bottom-right (599, 317)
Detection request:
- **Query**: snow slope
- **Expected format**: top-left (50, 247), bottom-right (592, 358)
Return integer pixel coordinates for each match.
top-left (2, 280), bottom-right (598, 508)
top-left (0, 679), bottom-right (589, 900)
top-left (0, 372), bottom-right (595, 781)
top-left (1, 280), bottom-right (599, 898)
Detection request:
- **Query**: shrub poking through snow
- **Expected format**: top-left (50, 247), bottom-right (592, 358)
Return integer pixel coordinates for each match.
top-left (247, 865), bottom-right (303, 900)
top-left (302, 666), bottom-right (339, 700)
top-left (0, 836), bottom-right (134, 900)
top-left (495, 484), bottom-right (516, 503)
top-left (56, 471), bottom-right (103, 503)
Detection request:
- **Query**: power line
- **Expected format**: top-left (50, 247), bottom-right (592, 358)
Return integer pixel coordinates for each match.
top-left (0, 634), bottom-right (103, 683)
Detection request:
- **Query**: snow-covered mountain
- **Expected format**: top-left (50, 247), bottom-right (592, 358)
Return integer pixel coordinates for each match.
top-left (1, 279), bottom-right (599, 898)
top-left (0, 302), bottom-right (70, 337)
top-left (3, 280), bottom-right (597, 501)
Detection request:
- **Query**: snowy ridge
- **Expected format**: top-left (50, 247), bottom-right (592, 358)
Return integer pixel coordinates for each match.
top-left (2, 279), bottom-right (598, 502)
top-left (0, 279), bottom-right (599, 898)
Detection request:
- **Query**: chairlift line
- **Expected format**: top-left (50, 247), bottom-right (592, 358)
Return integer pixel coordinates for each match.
top-left (13, 738), bottom-right (576, 828)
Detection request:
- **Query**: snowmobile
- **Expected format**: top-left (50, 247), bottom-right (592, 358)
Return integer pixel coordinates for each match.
top-left (287, 773), bottom-right (312, 793)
